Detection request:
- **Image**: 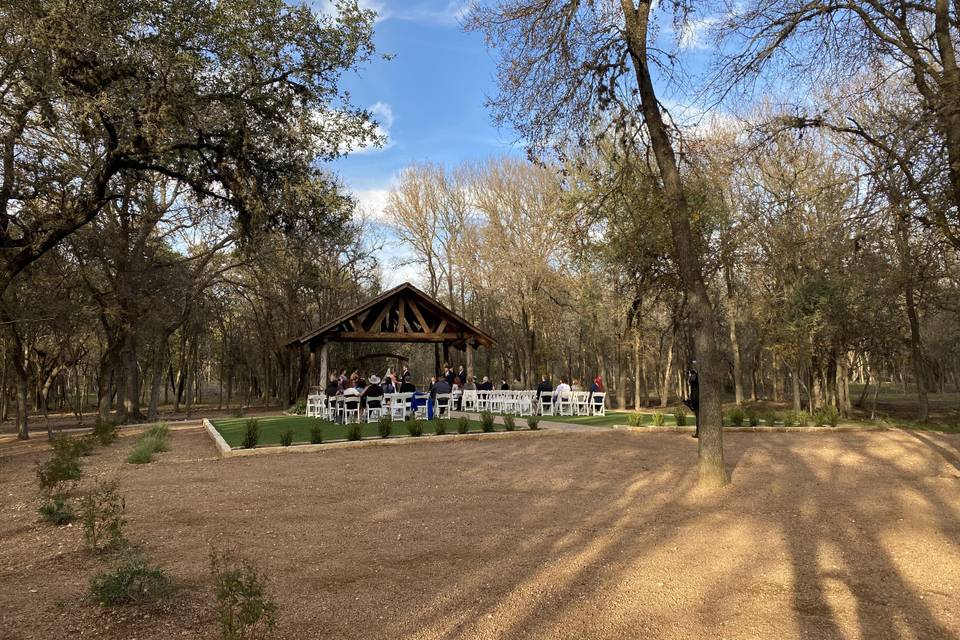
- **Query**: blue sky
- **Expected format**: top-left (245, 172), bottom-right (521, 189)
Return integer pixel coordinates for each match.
top-left (323, 0), bottom-right (723, 286)
top-left (329, 2), bottom-right (522, 241)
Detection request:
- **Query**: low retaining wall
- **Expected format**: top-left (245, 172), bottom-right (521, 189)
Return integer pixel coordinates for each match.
top-left (202, 418), bottom-right (561, 458)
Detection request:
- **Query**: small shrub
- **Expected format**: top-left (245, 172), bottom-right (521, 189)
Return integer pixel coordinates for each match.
top-left (747, 410), bottom-right (760, 427)
top-left (90, 553), bottom-right (171, 606)
top-left (627, 412), bottom-right (644, 427)
top-left (527, 416), bottom-right (540, 430)
top-left (241, 419), bottom-right (259, 449)
top-left (433, 419), bottom-right (447, 435)
top-left (377, 416), bottom-right (392, 439)
top-left (346, 423), bottom-right (362, 441)
top-left (407, 419), bottom-right (423, 437)
top-left (279, 429), bottom-right (294, 446)
top-left (39, 494), bottom-right (75, 525)
top-left (310, 424), bottom-right (324, 444)
top-left (36, 446), bottom-right (82, 494)
top-left (210, 550), bottom-right (277, 640)
top-left (52, 435), bottom-right (94, 459)
top-left (456, 417), bottom-right (469, 434)
top-left (781, 412), bottom-right (795, 428)
top-left (727, 407), bottom-right (745, 427)
top-left (80, 478), bottom-right (126, 553)
top-left (126, 439), bottom-right (156, 465)
top-left (480, 411), bottom-right (495, 433)
top-left (290, 400), bottom-right (306, 415)
top-left (503, 415), bottom-right (516, 431)
top-left (674, 408), bottom-right (688, 427)
top-left (92, 419), bottom-right (120, 446)
top-left (814, 406), bottom-right (839, 427)
top-left (796, 411), bottom-right (810, 426)
top-left (652, 411), bottom-right (665, 427)
top-left (763, 412), bottom-right (779, 427)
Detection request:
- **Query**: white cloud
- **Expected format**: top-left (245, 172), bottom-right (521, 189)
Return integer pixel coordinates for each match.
top-left (353, 186), bottom-right (392, 223)
top-left (350, 101), bottom-right (395, 154)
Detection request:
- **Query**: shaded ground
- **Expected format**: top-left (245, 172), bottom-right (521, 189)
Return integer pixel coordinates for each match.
top-left (1, 426), bottom-right (959, 639)
top-left (212, 416), bottom-right (492, 447)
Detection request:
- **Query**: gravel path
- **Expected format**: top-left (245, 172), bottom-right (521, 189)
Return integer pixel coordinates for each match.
top-left (1, 427), bottom-right (958, 639)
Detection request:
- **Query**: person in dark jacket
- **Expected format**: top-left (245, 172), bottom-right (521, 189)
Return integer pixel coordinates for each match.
top-left (324, 373), bottom-right (340, 398)
top-left (431, 376), bottom-right (451, 399)
top-left (399, 373), bottom-right (416, 393)
top-left (444, 364), bottom-right (455, 386)
top-left (499, 379), bottom-right (509, 391)
top-left (478, 376), bottom-right (493, 391)
top-left (684, 368), bottom-right (700, 438)
top-left (535, 374), bottom-right (553, 398)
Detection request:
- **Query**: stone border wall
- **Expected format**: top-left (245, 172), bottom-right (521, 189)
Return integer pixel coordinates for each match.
top-left (202, 418), bottom-right (561, 458)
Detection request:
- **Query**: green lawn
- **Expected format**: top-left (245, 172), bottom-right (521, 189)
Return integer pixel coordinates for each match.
top-left (541, 410), bottom-right (689, 427)
top-left (212, 416), bottom-right (500, 448)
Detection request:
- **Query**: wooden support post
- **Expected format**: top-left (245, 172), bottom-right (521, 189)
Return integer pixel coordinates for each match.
top-left (308, 348), bottom-right (317, 388)
top-left (466, 342), bottom-right (474, 380)
top-left (319, 342), bottom-right (329, 388)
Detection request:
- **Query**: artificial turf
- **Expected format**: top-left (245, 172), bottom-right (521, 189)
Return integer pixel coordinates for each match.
top-left (212, 416), bottom-right (499, 448)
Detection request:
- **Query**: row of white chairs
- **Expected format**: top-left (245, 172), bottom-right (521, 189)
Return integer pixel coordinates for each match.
top-left (306, 392), bottom-right (456, 423)
top-left (460, 390), bottom-right (605, 417)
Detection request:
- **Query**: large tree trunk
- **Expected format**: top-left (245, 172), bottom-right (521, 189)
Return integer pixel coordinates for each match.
top-left (623, 0), bottom-right (727, 486)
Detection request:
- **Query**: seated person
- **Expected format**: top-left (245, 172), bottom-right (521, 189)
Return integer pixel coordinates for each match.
top-left (463, 376), bottom-right (477, 391)
top-left (431, 375), bottom-right (452, 399)
top-left (554, 377), bottom-right (571, 399)
top-left (478, 376), bottom-right (493, 391)
top-left (324, 373), bottom-right (339, 397)
top-left (535, 374), bottom-right (553, 398)
top-left (499, 379), bottom-right (510, 390)
top-left (362, 375), bottom-right (384, 409)
top-left (399, 374), bottom-right (416, 393)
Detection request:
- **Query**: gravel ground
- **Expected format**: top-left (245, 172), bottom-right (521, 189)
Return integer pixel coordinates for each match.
top-left (1, 426), bottom-right (959, 640)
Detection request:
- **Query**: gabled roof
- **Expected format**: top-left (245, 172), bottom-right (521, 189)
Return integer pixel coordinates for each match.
top-left (288, 282), bottom-right (496, 350)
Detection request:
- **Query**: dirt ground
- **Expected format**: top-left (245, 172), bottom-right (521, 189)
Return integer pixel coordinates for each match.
top-left (1, 426), bottom-right (959, 640)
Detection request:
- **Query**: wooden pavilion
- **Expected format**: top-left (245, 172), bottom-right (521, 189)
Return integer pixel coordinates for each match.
top-left (287, 282), bottom-right (496, 386)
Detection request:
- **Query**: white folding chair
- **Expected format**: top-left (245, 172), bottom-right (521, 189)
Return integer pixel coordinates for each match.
top-left (462, 390), bottom-right (477, 412)
top-left (342, 395), bottom-right (360, 423)
top-left (539, 391), bottom-right (554, 416)
top-left (573, 391), bottom-right (590, 416)
top-left (591, 392), bottom-right (606, 416)
top-left (365, 396), bottom-right (384, 422)
top-left (556, 391), bottom-right (573, 416)
top-left (435, 393), bottom-right (452, 419)
top-left (413, 393), bottom-right (428, 419)
top-left (306, 394), bottom-right (321, 417)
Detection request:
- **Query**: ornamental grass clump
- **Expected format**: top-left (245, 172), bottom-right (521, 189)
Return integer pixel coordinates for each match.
top-left (456, 417), bottom-right (469, 434)
top-left (527, 416), bottom-right (540, 430)
top-left (377, 416), bottom-right (392, 439)
top-left (310, 424), bottom-right (324, 444)
top-left (727, 407), bottom-right (746, 427)
top-left (503, 415), bottom-right (516, 431)
top-left (627, 412), bottom-right (644, 427)
top-left (480, 411), bottom-right (495, 433)
top-left (346, 422), bottom-right (362, 441)
top-left (408, 419), bottom-right (423, 437)
top-left (652, 411), bottom-right (665, 427)
top-left (747, 410), bottom-right (760, 427)
top-left (674, 408), bottom-right (688, 427)
top-left (241, 419), bottom-right (259, 449)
